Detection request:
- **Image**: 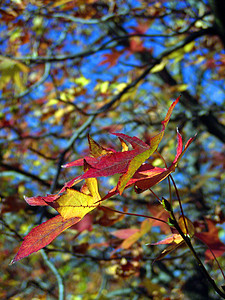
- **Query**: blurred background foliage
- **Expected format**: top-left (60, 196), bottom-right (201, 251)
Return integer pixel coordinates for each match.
top-left (0, 0), bottom-right (225, 299)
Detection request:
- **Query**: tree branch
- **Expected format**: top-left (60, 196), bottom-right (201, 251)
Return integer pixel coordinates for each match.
top-left (0, 162), bottom-right (51, 188)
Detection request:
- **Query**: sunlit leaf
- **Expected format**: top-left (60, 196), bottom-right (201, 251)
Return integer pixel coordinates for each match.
top-left (10, 215), bottom-right (80, 264)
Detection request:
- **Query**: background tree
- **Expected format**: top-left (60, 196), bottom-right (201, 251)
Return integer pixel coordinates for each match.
top-left (0, 0), bottom-right (225, 299)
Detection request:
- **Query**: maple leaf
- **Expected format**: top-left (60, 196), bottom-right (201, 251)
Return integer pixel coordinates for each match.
top-left (117, 97), bottom-right (180, 193)
top-left (10, 215), bottom-right (80, 264)
top-left (63, 133), bottom-right (149, 181)
top-left (112, 219), bottom-right (152, 251)
top-left (62, 97), bottom-right (180, 195)
top-left (13, 170), bottom-right (101, 263)
top-left (99, 50), bottom-right (124, 68)
top-left (195, 219), bottom-right (225, 261)
top-left (47, 167), bottom-right (101, 220)
top-left (124, 129), bottom-right (196, 193)
top-left (152, 216), bottom-right (195, 260)
top-left (62, 135), bottom-right (115, 168)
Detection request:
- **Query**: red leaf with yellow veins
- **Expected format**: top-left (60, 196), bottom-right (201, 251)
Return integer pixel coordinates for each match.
top-left (10, 215), bottom-right (80, 264)
top-left (75, 135), bottom-right (147, 180)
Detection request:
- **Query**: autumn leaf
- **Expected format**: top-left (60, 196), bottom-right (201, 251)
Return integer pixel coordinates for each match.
top-left (62, 98), bottom-right (180, 196)
top-left (13, 174), bottom-right (101, 263)
top-left (63, 133), bottom-right (149, 180)
top-left (112, 219), bottom-right (152, 251)
top-left (195, 219), bottom-right (225, 261)
top-left (10, 215), bottom-right (80, 264)
top-left (46, 171), bottom-right (101, 220)
top-left (117, 97), bottom-right (180, 193)
top-left (49, 186), bottom-right (98, 220)
top-left (125, 129), bottom-right (196, 193)
top-left (152, 216), bottom-right (195, 260)
top-left (24, 193), bottom-right (60, 206)
top-left (99, 50), bottom-right (124, 68)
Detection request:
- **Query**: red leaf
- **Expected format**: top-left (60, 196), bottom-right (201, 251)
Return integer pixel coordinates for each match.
top-left (195, 219), bottom-right (225, 261)
top-left (99, 50), bottom-right (124, 68)
top-left (72, 134), bottom-right (148, 180)
top-left (112, 228), bottom-right (139, 239)
top-left (124, 130), bottom-right (195, 193)
top-left (70, 214), bottom-right (93, 232)
top-left (11, 215), bottom-right (80, 264)
top-left (24, 194), bottom-right (60, 206)
top-left (117, 97), bottom-right (180, 193)
top-left (62, 98), bottom-right (180, 192)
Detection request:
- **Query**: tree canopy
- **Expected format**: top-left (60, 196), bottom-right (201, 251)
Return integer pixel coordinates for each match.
top-left (1, 0), bottom-right (225, 299)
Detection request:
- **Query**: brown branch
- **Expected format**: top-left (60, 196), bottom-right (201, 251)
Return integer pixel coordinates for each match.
top-left (0, 162), bottom-right (51, 188)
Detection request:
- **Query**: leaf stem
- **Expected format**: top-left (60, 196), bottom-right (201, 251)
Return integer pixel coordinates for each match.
top-left (101, 206), bottom-right (169, 225)
top-left (169, 174), bottom-right (189, 235)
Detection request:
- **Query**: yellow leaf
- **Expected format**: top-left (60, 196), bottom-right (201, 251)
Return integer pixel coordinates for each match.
top-left (151, 59), bottom-right (168, 73)
top-left (119, 138), bottom-right (129, 152)
top-left (51, 0), bottom-right (74, 7)
top-left (88, 135), bottom-right (113, 158)
top-left (152, 158), bottom-right (163, 167)
top-left (115, 82), bottom-right (127, 92)
top-left (74, 76), bottom-right (90, 87)
top-left (0, 56), bottom-right (29, 91)
top-left (85, 177), bottom-right (101, 200)
top-left (99, 81), bottom-right (109, 93)
top-left (184, 41), bottom-right (195, 53)
top-left (170, 84), bottom-right (188, 92)
top-left (45, 99), bottom-right (59, 107)
top-left (53, 189), bottom-right (97, 220)
top-left (178, 216), bottom-right (195, 237)
top-left (53, 177), bottom-right (100, 220)
top-left (121, 219), bottom-right (152, 249)
top-left (54, 106), bottom-right (73, 122)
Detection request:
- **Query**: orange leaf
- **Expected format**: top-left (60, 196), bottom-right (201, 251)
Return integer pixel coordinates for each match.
top-left (112, 219), bottom-right (152, 251)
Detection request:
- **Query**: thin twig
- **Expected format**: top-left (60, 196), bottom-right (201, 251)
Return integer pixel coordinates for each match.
top-left (102, 205), bottom-right (169, 225)
top-left (40, 249), bottom-right (64, 300)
